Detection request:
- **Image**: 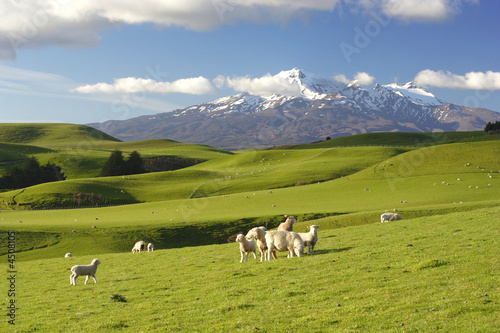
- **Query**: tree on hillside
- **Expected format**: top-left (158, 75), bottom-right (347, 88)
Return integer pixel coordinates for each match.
top-left (100, 149), bottom-right (126, 176)
top-left (125, 151), bottom-right (145, 175)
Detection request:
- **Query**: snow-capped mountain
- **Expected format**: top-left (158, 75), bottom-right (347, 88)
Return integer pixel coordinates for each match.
top-left (89, 69), bottom-right (500, 149)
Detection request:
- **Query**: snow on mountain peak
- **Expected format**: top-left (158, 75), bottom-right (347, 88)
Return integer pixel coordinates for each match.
top-left (383, 82), bottom-right (443, 105)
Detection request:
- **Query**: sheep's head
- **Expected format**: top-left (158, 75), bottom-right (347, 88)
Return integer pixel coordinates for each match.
top-left (235, 234), bottom-right (246, 243)
top-left (308, 225), bottom-right (320, 231)
top-left (286, 216), bottom-right (297, 224)
top-left (91, 259), bottom-right (101, 265)
top-left (245, 229), bottom-right (256, 239)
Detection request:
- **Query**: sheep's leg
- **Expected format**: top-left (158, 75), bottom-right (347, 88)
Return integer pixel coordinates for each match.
top-left (92, 274), bottom-right (98, 284)
top-left (85, 275), bottom-right (90, 285)
top-left (252, 250), bottom-right (257, 260)
top-left (70, 273), bottom-right (75, 286)
top-left (245, 252), bottom-right (249, 262)
top-left (266, 246), bottom-right (272, 261)
top-left (240, 251), bottom-right (244, 263)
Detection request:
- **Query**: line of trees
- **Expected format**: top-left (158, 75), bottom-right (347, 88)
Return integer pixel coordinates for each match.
top-left (0, 157), bottom-right (66, 190)
top-left (100, 150), bottom-right (145, 176)
top-left (100, 150), bottom-right (205, 176)
top-left (484, 121), bottom-right (500, 133)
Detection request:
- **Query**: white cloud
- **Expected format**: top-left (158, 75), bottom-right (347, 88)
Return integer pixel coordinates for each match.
top-left (379, 0), bottom-right (459, 22)
top-left (333, 74), bottom-right (349, 84)
top-left (334, 72), bottom-right (375, 86)
top-left (1, 0), bottom-right (472, 60)
top-left (0, 0), bottom-right (342, 60)
top-left (215, 74), bottom-right (302, 97)
top-left (74, 76), bottom-right (216, 95)
top-left (353, 72), bottom-right (375, 85)
top-left (414, 69), bottom-right (500, 90)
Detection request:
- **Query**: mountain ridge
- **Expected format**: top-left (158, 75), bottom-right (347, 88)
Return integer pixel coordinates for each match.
top-left (89, 69), bottom-right (500, 149)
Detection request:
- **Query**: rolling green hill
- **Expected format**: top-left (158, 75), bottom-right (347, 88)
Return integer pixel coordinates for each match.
top-left (0, 123), bottom-right (120, 146)
top-left (0, 124), bottom-right (232, 179)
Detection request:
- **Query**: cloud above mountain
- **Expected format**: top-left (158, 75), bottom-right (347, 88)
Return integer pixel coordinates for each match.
top-left (214, 74), bottom-right (302, 97)
top-left (0, 0), bottom-right (475, 61)
top-left (414, 70), bottom-right (500, 90)
top-left (74, 76), bottom-right (216, 95)
top-left (334, 72), bottom-right (375, 86)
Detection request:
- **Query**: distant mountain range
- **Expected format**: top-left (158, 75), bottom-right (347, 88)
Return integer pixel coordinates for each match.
top-left (89, 69), bottom-right (500, 149)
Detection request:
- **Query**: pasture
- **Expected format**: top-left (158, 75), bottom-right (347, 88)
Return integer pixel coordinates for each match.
top-left (0, 124), bottom-right (499, 331)
top-left (1, 207), bottom-right (498, 332)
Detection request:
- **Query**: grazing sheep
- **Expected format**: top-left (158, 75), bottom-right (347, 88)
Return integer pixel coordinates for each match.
top-left (246, 227), bottom-right (277, 261)
top-left (265, 230), bottom-right (304, 261)
top-left (235, 234), bottom-right (257, 263)
top-left (147, 243), bottom-right (154, 252)
top-left (70, 258), bottom-right (101, 286)
top-left (65, 253), bottom-right (72, 258)
top-left (380, 213), bottom-right (404, 223)
top-left (132, 240), bottom-right (146, 253)
top-left (277, 216), bottom-right (297, 231)
top-left (297, 225), bottom-right (320, 255)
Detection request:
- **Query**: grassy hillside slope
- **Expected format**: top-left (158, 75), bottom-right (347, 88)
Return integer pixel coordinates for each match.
top-left (1, 140), bottom-right (498, 261)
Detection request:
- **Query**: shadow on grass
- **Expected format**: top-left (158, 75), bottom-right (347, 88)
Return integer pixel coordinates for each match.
top-left (312, 247), bottom-right (354, 255)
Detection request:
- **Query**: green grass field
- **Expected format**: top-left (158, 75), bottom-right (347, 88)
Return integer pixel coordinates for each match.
top-left (0, 124), bottom-right (499, 331)
top-left (2, 207), bottom-right (498, 332)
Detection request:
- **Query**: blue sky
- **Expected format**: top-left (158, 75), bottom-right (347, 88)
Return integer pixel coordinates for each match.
top-left (0, 0), bottom-right (499, 124)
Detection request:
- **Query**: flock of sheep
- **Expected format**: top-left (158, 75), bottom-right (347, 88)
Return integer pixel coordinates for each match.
top-left (67, 213), bottom-right (404, 285)
top-left (235, 216), bottom-right (320, 263)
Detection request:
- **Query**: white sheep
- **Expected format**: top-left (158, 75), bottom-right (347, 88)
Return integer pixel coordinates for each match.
top-left (235, 234), bottom-right (257, 263)
top-left (132, 240), bottom-right (146, 253)
top-left (147, 243), bottom-right (154, 252)
top-left (65, 253), bottom-right (72, 258)
top-left (70, 258), bottom-right (101, 286)
top-left (277, 216), bottom-right (297, 231)
top-left (245, 226), bottom-right (277, 261)
top-left (297, 225), bottom-right (320, 255)
top-left (265, 230), bottom-right (304, 261)
top-left (380, 213), bottom-right (404, 223)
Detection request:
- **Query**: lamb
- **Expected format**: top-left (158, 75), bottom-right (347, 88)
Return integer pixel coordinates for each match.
top-left (297, 225), bottom-right (320, 255)
top-left (132, 240), bottom-right (146, 253)
top-left (70, 258), bottom-right (101, 286)
top-left (265, 230), bottom-right (304, 261)
top-left (235, 234), bottom-right (257, 263)
top-left (65, 253), bottom-right (72, 258)
top-left (245, 226), bottom-right (277, 261)
top-left (380, 213), bottom-right (404, 223)
top-left (277, 216), bottom-right (297, 231)
top-left (147, 243), bottom-right (154, 252)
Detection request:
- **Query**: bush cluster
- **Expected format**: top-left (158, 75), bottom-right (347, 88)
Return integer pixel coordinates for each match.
top-left (143, 156), bottom-right (204, 172)
top-left (484, 121), bottom-right (500, 133)
top-left (0, 157), bottom-right (65, 190)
